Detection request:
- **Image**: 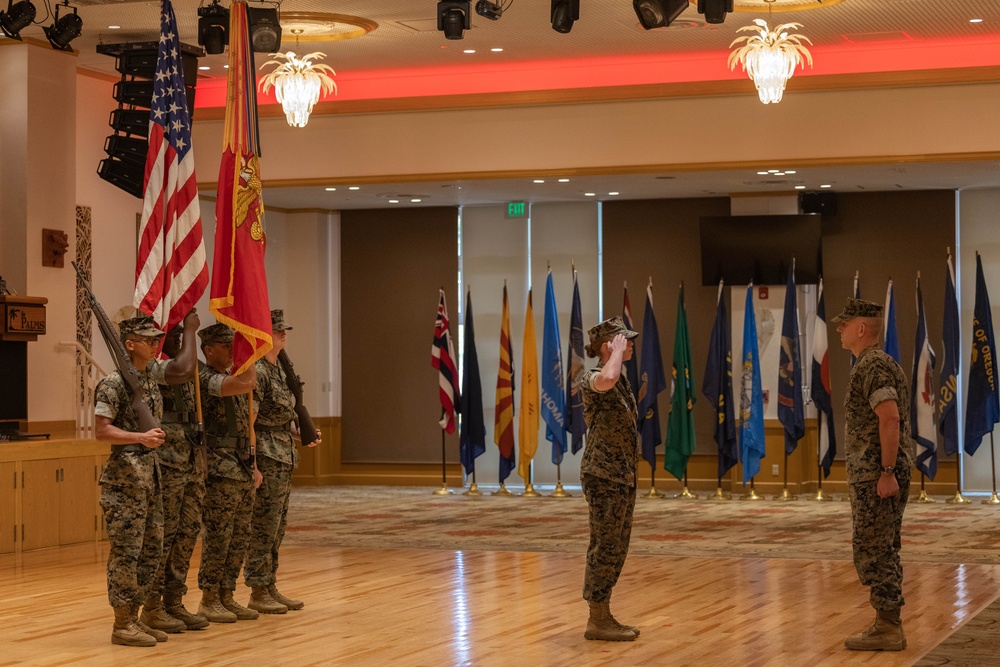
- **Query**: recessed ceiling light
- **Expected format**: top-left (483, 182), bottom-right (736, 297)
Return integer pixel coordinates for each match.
top-left (349, 186), bottom-right (360, 190)
top-left (785, 170), bottom-right (796, 174)
top-left (199, 66), bottom-right (210, 70)
top-left (463, 49), bottom-right (476, 54)
top-left (223, 65), bottom-right (229, 69)
top-left (558, 178), bottom-right (570, 183)
top-left (108, 25), bottom-right (121, 30)
top-left (325, 187), bottom-right (337, 191)
top-left (533, 179), bottom-right (545, 184)
top-left (491, 47), bottom-right (503, 52)
top-left (584, 193), bottom-right (596, 197)
top-left (608, 192), bottom-right (620, 196)
top-left (757, 171), bottom-right (769, 175)
top-left (411, 198), bottom-right (422, 203)
top-left (768, 170), bottom-right (780, 174)
top-left (970, 18), bottom-right (984, 23)
top-left (794, 185), bottom-right (806, 190)
top-left (774, 172), bottom-right (786, 176)
top-left (820, 184), bottom-right (832, 188)
top-left (389, 199), bottom-right (399, 204)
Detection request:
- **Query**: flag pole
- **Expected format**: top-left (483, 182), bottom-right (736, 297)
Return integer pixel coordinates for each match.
top-left (914, 472), bottom-right (935, 503)
top-left (984, 433), bottom-right (1000, 505)
top-left (433, 410), bottom-right (453, 495)
top-left (774, 453), bottom-right (797, 501)
top-left (674, 468), bottom-right (698, 499)
top-left (643, 459), bottom-right (664, 498)
top-left (740, 477), bottom-right (764, 500)
top-left (521, 460), bottom-right (541, 497)
top-left (551, 462), bottom-right (571, 497)
top-left (706, 474), bottom-right (731, 500)
top-left (946, 447), bottom-right (971, 504)
top-left (462, 468), bottom-right (481, 496)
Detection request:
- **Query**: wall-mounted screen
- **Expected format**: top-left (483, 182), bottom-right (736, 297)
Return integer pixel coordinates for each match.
top-left (699, 214), bottom-right (822, 286)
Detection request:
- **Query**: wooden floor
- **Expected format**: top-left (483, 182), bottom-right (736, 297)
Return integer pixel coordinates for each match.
top-left (3, 542), bottom-right (1000, 666)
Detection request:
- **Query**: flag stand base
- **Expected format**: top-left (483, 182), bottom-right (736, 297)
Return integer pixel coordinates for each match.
top-left (550, 482), bottom-right (573, 498)
top-left (520, 483), bottom-right (542, 497)
top-left (914, 489), bottom-right (936, 503)
top-left (740, 488), bottom-right (765, 501)
top-left (492, 484), bottom-right (513, 497)
top-left (982, 492), bottom-right (1000, 505)
top-left (674, 487), bottom-right (698, 499)
top-left (946, 491), bottom-right (972, 504)
top-left (432, 484), bottom-right (453, 496)
top-left (643, 487), bottom-right (665, 498)
top-left (773, 488), bottom-right (798, 501)
top-left (705, 487), bottom-right (732, 501)
top-left (462, 483), bottom-right (482, 496)
top-left (808, 488), bottom-right (833, 501)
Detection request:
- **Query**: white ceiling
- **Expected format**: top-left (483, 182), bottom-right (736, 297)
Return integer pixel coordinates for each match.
top-left (8, 0), bottom-right (999, 208)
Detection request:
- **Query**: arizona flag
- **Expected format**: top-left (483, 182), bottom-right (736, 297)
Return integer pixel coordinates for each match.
top-left (518, 290), bottom-right (539, 482)
top-left (133, 0), bottom-right (208, 333)
top-left (209, 1), bottom-right (271, 375)
top-left (911, 275), bottom-right (937, 479)
top-left (494, 283), bottom-right (517, 483)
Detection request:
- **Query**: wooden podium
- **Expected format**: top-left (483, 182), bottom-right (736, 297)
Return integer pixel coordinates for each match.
top-left (0, 295), bottom-right (48, 439)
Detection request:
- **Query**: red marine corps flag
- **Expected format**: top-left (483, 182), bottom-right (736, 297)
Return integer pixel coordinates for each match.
top-left (133, 0), bottom-right (208, 332)
top-left (209, 1), bottom-right (272, 374)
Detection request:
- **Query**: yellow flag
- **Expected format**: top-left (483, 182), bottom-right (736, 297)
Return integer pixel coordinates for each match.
top-left (518, 289), bottom-right (539, 482)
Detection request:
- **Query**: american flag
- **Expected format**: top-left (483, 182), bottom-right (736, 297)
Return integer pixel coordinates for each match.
top-left (432, 289), bottom-right (460, 434)
top-left (133, 0), bottom-right (208, 333)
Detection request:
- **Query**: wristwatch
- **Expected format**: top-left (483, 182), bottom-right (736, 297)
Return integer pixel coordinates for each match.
top-left (881, 465), bottom-right (895, 475)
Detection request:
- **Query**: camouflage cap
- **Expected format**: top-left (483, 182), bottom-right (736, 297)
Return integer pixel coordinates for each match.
top-left (831, 298), bottom-right (884, 322)
top-left (119, 315), bottom-right (163, 338)
top-left (587, 316), bottom-right (639, 347)
top-left (271, 309), bottom-right (293, 331)
top-left (198, 323), bottom-right (235, 344)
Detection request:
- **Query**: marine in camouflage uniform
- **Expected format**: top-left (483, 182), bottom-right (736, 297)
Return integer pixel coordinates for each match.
top-left (196, 323), bottom-right (260, 623)
top-left (140, 310), bottom-right (211, 632)
top-left (579, 316), bottom-right (640, 642)
top-left (94, 316), bottom-right (167, 647)
top-left (835, 298), bottom-right (913, 652)
top-left (245, 310), bottom-right (308, 614)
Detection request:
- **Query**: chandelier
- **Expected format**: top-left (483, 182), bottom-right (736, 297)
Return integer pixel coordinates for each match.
top-left (728, 4), bottom-right (813, 105)
top-left (259, 50), bottom-right (338, 127)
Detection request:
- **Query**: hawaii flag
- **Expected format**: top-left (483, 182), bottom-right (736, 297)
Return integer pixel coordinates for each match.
top-left (133, 0), bottom-right (208, 333)
top-left (518, 290), bottom-right (539, 482)
top-left (911, 275), bottom-right (937, 479)
top-left (494, 284), bottom-right (516, 483)
top-left (209, 1), bottom-right (271, 374)
top-left (431, 289), bottom-right (460, 434)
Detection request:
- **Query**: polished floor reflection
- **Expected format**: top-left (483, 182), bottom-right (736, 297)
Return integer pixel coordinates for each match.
top-left (3, 542), bottom-right (999, 666)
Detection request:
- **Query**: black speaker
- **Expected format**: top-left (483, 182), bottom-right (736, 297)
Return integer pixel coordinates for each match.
top-left (799, 191), bottom-right (837, 216)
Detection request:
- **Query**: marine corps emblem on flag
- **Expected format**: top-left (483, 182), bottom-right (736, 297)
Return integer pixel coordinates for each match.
top-left (235, 154), bottom-right (265, 242)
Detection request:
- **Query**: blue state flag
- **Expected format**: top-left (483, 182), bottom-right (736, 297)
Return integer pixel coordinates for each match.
top-left (911, 276), bottom-right (938, 479)
top-left (811, 278), bottom-right (837, 478)
top-left (702, 282), bottom-right (738, 478)
top-left (459, 288), bottom-right (486, 475)
top-left (637, 283), bottom-right (667, 469)
top-left (938, 254), bottom-right (961, 457)
top-left (777, 265), bottom-right (805, 455)
top-left (739, 285), bottom-right (766, 484)
top-left (884, 280), bottom-right (901, 364)
top-left (965, 253), bottom-right (999, 457)
top-left (622, 283), bottom-right (640, 402)
top-left (565, 273), bottom-right (586, 454)
top-left (541, 271), bottom-right (567, 465)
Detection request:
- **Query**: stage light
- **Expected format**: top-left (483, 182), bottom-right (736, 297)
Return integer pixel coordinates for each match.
top-left (475, 0), bottom-right (502, 21)
top-left (0, 0), bottom-right (34, 40)
top-left (44, 2), bottom-right (82, 52)
top-left (247, 4), bottom-right (281, 52)
top-left (633, 0), bottom-right (687, 30)
top-left (550, 0), bottom-right (579, 33)
top-left (198, 0), bottom-right (229, 55)
top-left (437, 1), bottom-right (470, 40)
top-left (697, 0), bottom-right (733, 24)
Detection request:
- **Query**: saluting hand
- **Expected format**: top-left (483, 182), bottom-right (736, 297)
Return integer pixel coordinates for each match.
top-left (607, 334), bottom-right (628, 356)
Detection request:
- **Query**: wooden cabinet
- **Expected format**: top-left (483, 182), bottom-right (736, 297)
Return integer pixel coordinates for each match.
top-left (59, 456), bottom-right (98, 545)
top-left (0, 461), bottom-right (15, 554)
top-left (19, 455), bottom-right (99, 551)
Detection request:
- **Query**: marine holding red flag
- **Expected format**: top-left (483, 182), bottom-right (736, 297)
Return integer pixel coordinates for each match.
top-left (210, 1), bottom-right (272, 374)
top-left (133, 0), bottom-right (208, 334)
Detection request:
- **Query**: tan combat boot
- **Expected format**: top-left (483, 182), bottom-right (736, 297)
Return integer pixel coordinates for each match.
top-left (249, 586), bottom-right (288, 614)
top-left (163, 591), bottom-right (210, 630)
top-left (130, 603), bottom-right (168, 642)
top-left (140, 593), bottom-right (186, 634)
top-left (220, 588), bottom-right (259, 620)
top-left (844, 609), bottom-right (906, 651)
top-left (584, 600), bottom-right (636, 641)
top-left (111, 605), bottom-right (157, 647)
top-left (198, 588), bottom-right (237, 623)
top-left (268, 583), bottom-right (304, 610)
top-left (603, 600), bottom-right (640, 637)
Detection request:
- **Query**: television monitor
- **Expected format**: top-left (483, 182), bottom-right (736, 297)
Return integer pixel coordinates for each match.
top-left (699, 214), bottom-right (821, 286)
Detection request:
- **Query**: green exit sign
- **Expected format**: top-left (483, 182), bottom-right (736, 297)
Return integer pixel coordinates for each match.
top-left (505, 201), bottom-right (527, 219)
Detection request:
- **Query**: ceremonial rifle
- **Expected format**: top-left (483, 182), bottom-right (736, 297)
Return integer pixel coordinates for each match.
top-left (277, 349), bottom-right (320, 446)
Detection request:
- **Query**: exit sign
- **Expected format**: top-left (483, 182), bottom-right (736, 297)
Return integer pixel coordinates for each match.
top-left (505, 201), bottom-right (527, 219)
